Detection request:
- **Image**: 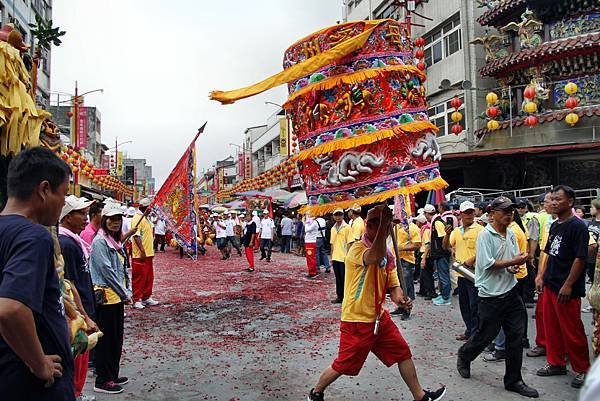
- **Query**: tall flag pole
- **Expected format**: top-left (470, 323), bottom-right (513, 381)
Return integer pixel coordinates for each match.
top-left (150, 122), bottom-right (207, 260)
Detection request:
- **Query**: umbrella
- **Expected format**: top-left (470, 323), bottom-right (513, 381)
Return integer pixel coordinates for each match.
top-left (211, 206), bottom-right (228, 213)
top-left (224, 199), bottom-right (245, 209)
top-left (284, 191), bottom-right (307, 208)
top-left (199, 204), bottom-right (210, 209)
top-left (265, 188), bottom-right (291, 200)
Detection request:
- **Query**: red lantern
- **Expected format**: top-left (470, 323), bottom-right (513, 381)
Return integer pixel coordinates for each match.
top-left (415, 49), bottom-right (425, 59)
top-left (523, 86), bottom-right (536, 100)
top-left (565, 97), bottom-right (578, 109)
top-left (414, 37), bottom-right (425, 47)
top-left (525, 115), bottom-right (538, 128)
top-left (66, 111), bottom-right (73, 118)
top-left (486, 106), bottom-right (500, 118)
top-left (451, 124), bottom-right (463, 135)
top-left (451, 97), bottom-right (463, 109)
top-left (417, 61), bottom-right (426, 71)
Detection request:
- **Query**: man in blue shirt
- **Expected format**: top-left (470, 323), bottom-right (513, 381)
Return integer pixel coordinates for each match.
top-left (0, 147), bottom-right (74, 401)
top-left (457, 196), bottom-right (538, 398)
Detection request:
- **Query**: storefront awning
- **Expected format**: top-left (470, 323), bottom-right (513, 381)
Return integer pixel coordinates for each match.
top-left (442, 142), bottom-right (600, 160)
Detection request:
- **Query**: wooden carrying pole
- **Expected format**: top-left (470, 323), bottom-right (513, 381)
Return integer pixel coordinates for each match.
top-left (389, 224), bottom-right (407, 295)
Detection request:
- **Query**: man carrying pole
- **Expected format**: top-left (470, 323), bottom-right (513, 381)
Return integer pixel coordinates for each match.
top-left (307, 205), bottom-right (446, 401)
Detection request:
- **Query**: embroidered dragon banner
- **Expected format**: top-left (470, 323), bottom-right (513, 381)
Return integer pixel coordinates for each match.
top-left (211, 20), bottom-right (447, 216)
top-left (151, 124), bottom-right (204, 259)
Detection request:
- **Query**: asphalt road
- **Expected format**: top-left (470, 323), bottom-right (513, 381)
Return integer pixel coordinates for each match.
top-left (88, 249), bottom-right (591, 401)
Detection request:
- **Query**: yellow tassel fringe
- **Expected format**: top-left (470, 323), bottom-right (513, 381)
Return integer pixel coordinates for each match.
top-left (285, 65), bottom-right (426, 106)
top-left (0, 42), bottom-right (50, 156)
top-left (209, 20), bottom-right (387, 104)
top-left (295, 121), bottom-right (438, 161)
top-left (298, 176), bottom-right (448, 217)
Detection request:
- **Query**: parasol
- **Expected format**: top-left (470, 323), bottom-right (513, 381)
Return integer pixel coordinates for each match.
top-left (284, 191), bottom-right (308, 209)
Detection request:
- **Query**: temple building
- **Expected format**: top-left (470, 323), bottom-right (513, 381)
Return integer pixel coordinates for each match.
top-left (441, 0), bottom-right (600, 190)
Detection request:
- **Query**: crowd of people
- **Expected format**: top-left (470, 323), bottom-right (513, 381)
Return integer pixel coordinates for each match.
top-left (0, 147), bottom-right (161, 401)
top-left (2, 147), bottom-right (600, 401)
top-left (302, 188), bottom-right (600, 400)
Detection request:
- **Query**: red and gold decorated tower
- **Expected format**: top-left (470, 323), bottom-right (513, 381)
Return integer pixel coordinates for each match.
top-left (212, 19), bottom-right (447, 215)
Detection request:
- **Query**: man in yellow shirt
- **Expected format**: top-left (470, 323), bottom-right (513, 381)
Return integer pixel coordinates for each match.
top-left (347, 203), bottom-right (365, 241)
top-left (329, 208), bottom-right (354, 304)
top-left (131, 198), bottom-right (158, 310)
top-left (443, 201), bottom-right (483, 341)
top-left (390, 206), bottom-right (422, 320)
top-left (307, 205), bottom-right (446, 401)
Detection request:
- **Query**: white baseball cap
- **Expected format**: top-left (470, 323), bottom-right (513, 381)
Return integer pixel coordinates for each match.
top-left (263, 209), bottom-right (269, 214)
top-left (423, 204), bottom-right (436, 213)
top-left (127, 206), bottom-right (136, 217)
top-left (414, 214), bottom-right (427, 224)
top-left (60, 195), bottom-right (94, 221)
top-left (252, 211), bottom-right (258, 216)
top-left (102, 202), bottom-right (124, 217)
top-left (139, 198), bottom-right (151, 207)
top-left (459, 201), bottom-right (476, 212)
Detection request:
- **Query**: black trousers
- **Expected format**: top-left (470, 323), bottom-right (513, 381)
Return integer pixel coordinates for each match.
top-left (260, 239), bottom-right (272, 260)
top-left (457, 277), bottom-right (479, 338)
top-left (95, 302), bottom-right (125, 385)
top-left (458, 287), bottom-right (526, 387)
top-left (332, 261), bottom-right (345, 301)
top-left (419, 257), bottom-right (436, 297)
top-left (153, 234), bottom-right (166, 252)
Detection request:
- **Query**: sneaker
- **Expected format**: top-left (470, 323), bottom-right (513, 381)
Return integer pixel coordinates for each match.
top-left (114, 376), bottom-right (129, 385)
top-left (76, 394), bottom-right (97, 401)
top-left (307, 388), bottom-right (324, 401)
top-left (330, 298), bottom-right (342, 304)
top-left (390, 307), bottom-right (404, 315)
top-left (483, 350), bottom-right (506, 362)
top-left (132, 301), bottom-right (145, 309)
top-left (305, 273), bottom-right (320, 279)
top-left (93, 381), bottom-right (124, 394)
top-left (505, 380), bottom-right (539, 398)
top-left (418, 386), bottom-right (447, 401)
top-left (571, 372), bottom-right (586, 388)
top-left (142, 298), bottom-right (159, 306)
top-left (245, 268), bottom-right (255, 272)
top-left (431, 295), bottom-right (443, 303)
top-left (582, 305), bottom-right (593, 313)
top-left (526, 346), bottom-right (546, 357)
top-left (485, 342), bottom-right (495, 353)
top-left (433, 297), bottom-right (451, 306)
top-left (536, 364), bottom-right (567, 376)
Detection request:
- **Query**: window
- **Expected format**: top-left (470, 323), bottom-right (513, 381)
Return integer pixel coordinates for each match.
top-left (423, 13), bottom-right (461, 67)
top-left (375, 0), bottom-right (398, 20)
top-left (427, 95), bottom-right (465, 137)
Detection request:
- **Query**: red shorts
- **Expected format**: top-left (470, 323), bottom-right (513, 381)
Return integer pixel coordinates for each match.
top-left (332, 311), bottom-right (412, 376)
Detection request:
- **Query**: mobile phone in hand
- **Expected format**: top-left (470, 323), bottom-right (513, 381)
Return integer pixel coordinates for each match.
top-left (445, 217), bottom-right (453, 227)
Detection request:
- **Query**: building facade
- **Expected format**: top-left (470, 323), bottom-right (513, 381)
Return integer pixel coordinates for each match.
top-left (345, 0), bottom-right (600, 192)
top-left (123, 158), bottom-right (154, 198)
top-left (0, 0), bottom-right (53, 108)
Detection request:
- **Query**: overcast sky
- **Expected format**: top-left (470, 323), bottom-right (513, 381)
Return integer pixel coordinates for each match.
top-left (51, 0), bottom-right (342, 187)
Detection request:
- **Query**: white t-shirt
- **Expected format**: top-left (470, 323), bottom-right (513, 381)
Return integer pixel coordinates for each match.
top-left (281, 217), bottom-right (293, 236)
top-left (122, 216), bottom-right (132, 234)
top-left (214, 221), bottom-right (227, 238)
top-left (252, 215), bottom-right (261, 228)
top-left (260, 218), bottom-right (275, 239)
top-left (154, 219), bottom-right (166, 235)
top-left (304, 219), bottom-right (320, 243)
top-left (225, 219), bottom-right (235, 236)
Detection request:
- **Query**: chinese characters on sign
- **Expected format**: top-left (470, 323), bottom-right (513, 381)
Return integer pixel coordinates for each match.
top-left (76, 107), bottom-right (88, 148)
top-left (279, 118), bottom-right (288, 157)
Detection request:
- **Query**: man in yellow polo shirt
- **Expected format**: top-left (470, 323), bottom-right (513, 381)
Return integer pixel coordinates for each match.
top-left (131, 198), bottom-right (158, 310)
top-left (307, 205), bottom-right (446, 401)
top-left (443, 201), bottom-right (483, 341)
top-left (347, 203), bottom-right (365, 241)
top-left (329, 208), bottom-right (354, 304)
top-left (390, 206), bottom-right (422, 320)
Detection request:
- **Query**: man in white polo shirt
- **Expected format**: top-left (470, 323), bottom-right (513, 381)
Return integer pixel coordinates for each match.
top-left (259, 210), bottom-right (275, 262)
